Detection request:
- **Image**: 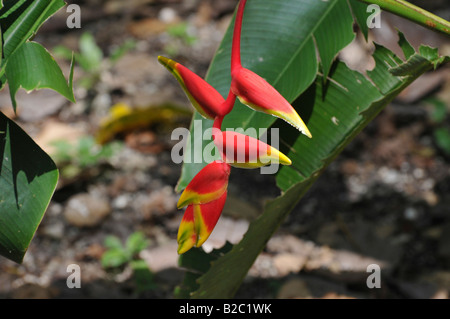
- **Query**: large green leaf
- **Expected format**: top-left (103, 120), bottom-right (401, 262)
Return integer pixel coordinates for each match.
top-left (0, 0), bottom-right (65, 58)
top-left (0, 0), bottom-right (71, 263)
top-left (174, 242), bottom-right (233, 298)
top-left (5, 41), bottom-right (75, 110)
top-left (189, 37), bottom-right (449, 298)
top-left (348, 0), bottom-right (371, 40)
top-left (177, 0), bottom-right (358, 191)
top-left (0, 0), bottom-right (66, 94)
top-left (0, 112), bottom-right (59, 263)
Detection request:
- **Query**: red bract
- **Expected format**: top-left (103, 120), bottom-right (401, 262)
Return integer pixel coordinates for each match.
top-left (214, 130), bottom-right (291, 168)
top-left (176, 161), bottom-right (230, 254)
top-left (230, 0), bottom-right (312, 138)
top-left (230, 68), bottom-right (312, 138)
top-left (177, 192), bottom-right (227, 254)
top-left (157, 56), bottom-right (226, 119)
top-left (177, 160), bottom-right (231, 209)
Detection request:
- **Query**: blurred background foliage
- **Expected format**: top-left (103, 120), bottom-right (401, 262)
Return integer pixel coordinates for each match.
top-left (0, 0), bottom-right (449, 299)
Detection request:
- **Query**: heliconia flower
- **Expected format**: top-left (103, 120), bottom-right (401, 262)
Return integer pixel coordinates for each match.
top-left (213, 129), bottom-right (291, 168)
top-left (229, 0), bottom-right (312, 138)
top-left (177, 160), bottom-right (231, 209)
top-left (158, 56), bottom-right (226, 119)
top-left (165, 0), bottom-right (314, 255)
top-left (176, 160), bottom-right (230, 254)
top-left (177, 192), bottom-right (227, 254)
top-left (231, 69), bottom-right (312, 138)
top-left (177, 205), bottom-right (197, 254)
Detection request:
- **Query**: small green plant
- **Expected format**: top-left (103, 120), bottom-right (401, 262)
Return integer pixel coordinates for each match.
top-left (167, 22), bottom-right (197, 45)
top-left (53, 32), bottom-right (102, 88)
top-left (164, 22), bottom-right (197, 57)
top-left (54, 32), bottom-right (136, 88)
top-left (427, 97), bottom-right (450, 155)
top-left (102, 231), bottom-right (149, 268)
top-left (51, 136), bottom-right (122, 180)
top-left (101, 232), bottom-right (155, 292)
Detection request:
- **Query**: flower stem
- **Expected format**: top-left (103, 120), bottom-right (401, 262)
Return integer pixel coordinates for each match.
top-left (213, 116), bottom-right (224, 132)
top-left (220, 88), bottom-right (237, 116)
top-left (357, 0), bottom-right (450, 36)
top-left (231, 0), bottom-right (247, 74)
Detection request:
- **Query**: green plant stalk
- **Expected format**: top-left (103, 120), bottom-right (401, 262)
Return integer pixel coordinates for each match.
top-left (357, 0), bottom-right (450, 35)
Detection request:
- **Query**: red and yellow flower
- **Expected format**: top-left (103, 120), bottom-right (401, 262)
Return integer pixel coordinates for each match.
top-left (229, 0), bottom-right (312, 138)
top-left (230, 67), bottom-right (312, 138)
top-left (159, 0), bottom-right (311, 254)
top-left (213, 129), bottom-right (291, 168)
top-left (177, 160), bottom-right (231, 209)
top-left (157, 56), bottom-right (226, 119)
top-left (176, 161), bottom-right (230, 254)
